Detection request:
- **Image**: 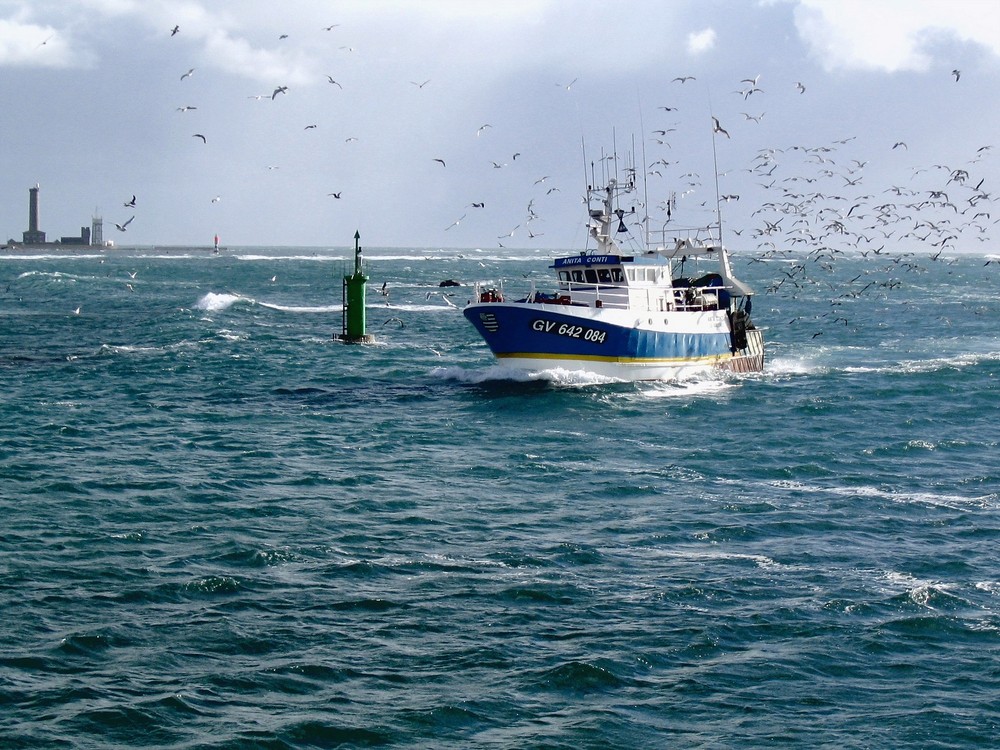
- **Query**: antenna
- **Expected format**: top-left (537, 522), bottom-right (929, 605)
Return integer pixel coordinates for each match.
top-left (612, 128), bottom-right (618, 196)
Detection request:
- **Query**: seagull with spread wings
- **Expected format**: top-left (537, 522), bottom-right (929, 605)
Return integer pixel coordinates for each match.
top-left (712, 116), bottom-right (730, 139)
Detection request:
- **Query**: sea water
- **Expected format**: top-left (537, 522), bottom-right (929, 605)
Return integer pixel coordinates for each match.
top-left (1, 246), bottom-right (998, 748)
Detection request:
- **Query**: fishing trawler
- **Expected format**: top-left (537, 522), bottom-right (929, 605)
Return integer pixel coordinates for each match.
top-left (463, 155), bottom-right (763, 380)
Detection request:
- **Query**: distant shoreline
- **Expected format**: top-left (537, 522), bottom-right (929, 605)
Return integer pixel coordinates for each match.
top-left (1, 244), bottom-right (223, 255)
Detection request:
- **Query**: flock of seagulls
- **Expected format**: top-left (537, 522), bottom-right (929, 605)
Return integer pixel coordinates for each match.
top-left (723, 132), bottom-right (997, 336)
top-left (27, 19), bottom-right (991, 328)
top-left (147, 21), bottom-right (597, 240)
top-left (575, 69), bottom-right (997, 340)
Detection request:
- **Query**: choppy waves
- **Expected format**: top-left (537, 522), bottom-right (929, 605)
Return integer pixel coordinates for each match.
top-left (2, 248), bottom-right (999, 748)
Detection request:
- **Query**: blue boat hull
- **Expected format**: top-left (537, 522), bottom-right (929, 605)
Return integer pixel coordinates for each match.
top-left (463, 302), bottom-right (762, 379)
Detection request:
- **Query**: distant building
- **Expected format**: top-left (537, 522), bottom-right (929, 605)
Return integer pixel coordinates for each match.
top-left (91, 214), bottom-right (103, 246)
top-left (11, 185), bottom-right (100, 247)
top-left (60, 227), bottom-right (92, 245)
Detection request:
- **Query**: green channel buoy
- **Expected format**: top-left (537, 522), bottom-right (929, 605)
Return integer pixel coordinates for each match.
top-left (337, 230), bottom-right (375, 343)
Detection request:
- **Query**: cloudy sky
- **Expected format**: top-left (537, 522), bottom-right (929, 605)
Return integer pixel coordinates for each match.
top-left (1, 0), bottom-right (998, 250)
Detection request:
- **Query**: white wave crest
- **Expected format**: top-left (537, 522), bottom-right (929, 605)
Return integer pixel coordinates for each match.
top-left (194, 292), bottom-right (249, 311)
top-left (234, 254), bottom-right (343, 262)
top-left (382, 303), bottom-right (463, 313)
top-left (765, 478), bottom-right (996, 509)
top-left (257, 302), bottom-right (343, 313)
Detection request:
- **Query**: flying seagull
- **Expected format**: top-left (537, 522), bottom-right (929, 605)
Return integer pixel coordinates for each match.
top-left (795, 81), bottom-right (806, 94)
top-left (411, 79), bottom-right (430, 88)
top-left (181, 68), bottom-right (195, 80)
top-left (115, 216), bottom-right (134, 232)
top-left (192, 133), bottom-right (207, 143)
top-left (271, 86), bottom-right (288, 99)
top-left (170, 25), bottom-right (179, 36)
top-left (672, 76), bottom-right (696, 83)
top-left (952, 69), bottom-right (961, 81)
top-left (445, 214), bottom-right (467, 231)
top-left (712, 116), bottom-right (730, 139)
top-left (433, 158), bottom-right (446, 167)
top-left (328, 192), bottom-right (342, 199)
top-left (124, 195), bottom-right (136, 207)
top-left (326, 76), bottom-right (342, 88)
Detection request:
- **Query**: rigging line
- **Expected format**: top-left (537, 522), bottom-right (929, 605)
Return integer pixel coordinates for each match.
top-left (706, 87), bottom-right (724, 246)
top-left (637, 94), bottom-right (650, 251)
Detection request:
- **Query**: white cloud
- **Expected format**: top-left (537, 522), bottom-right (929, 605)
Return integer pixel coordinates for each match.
top-left (793, 0), bottom-right (1000, 72)
top-left (201, 29), bottom-right (319, 86)
top-left (0, 18), bottom-right (84, 67)
top-left (687, 28), bottom-right (717, 55)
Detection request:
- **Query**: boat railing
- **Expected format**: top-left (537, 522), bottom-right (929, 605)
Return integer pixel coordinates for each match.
top-left (543, 279), bottom-right (735, 312)
top-left (471, 278), bottom-right (735, 313)
top-left (646, 224), bottom-right (722, 259)
top-left (550, 280), bottom-right (631, 308)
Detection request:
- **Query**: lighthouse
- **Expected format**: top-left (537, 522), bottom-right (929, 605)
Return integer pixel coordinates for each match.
top-left (22, 185), bottom-right (47, 244)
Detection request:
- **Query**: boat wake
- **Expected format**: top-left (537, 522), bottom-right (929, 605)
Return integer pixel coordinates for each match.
top-left (844, 350), bottom-right (1000, 375)
top-left (432, 364), bottom-right (622, 386)
top-left (640, 378), bottom-right (736, 398)
top-left (764, 356), bottom-right (821, 376)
